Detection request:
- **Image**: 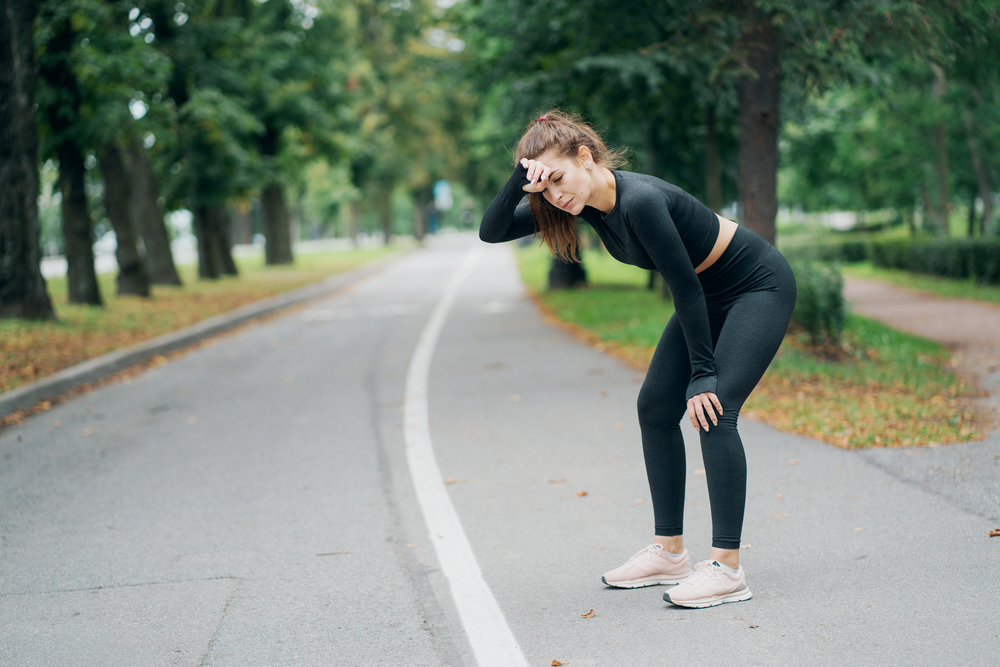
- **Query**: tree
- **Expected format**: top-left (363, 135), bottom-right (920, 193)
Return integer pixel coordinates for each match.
top-left (0, 0), bottom-right (56, 319)
top-left (462, 0), bottom-right (966, 246)
top-left (36, 0), bottom-right (103, 305)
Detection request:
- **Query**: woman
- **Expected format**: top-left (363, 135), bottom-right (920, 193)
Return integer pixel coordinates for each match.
top-left (479, 111), bottom-right (796, 609)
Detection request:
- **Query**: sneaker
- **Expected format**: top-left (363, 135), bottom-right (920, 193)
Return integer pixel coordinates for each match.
top-left (601, 544), bottom-right (692, 588)
top-left (663, 560), bottom-right (752, 608)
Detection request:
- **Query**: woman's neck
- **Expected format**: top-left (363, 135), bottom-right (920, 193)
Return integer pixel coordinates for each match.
top-left (588, 166), bottom-right (617, 214)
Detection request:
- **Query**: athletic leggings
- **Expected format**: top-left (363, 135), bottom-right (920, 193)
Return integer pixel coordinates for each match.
top-left (637, 226), bottom-right (797, 550)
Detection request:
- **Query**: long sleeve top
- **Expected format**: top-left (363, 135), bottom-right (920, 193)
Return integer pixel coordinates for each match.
top-left (480, 164), bottom-right (720, 399)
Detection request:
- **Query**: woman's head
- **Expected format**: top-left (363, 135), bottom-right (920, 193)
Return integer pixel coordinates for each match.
top-left (514, 110), bottom-right (624, 262)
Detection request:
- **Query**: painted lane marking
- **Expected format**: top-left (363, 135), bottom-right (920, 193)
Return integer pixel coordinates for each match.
top-left (403, 244), bottom-right (529, 667)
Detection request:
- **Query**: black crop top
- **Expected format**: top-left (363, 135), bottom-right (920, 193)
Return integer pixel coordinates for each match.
top-left (479, 164), bottom-right (720, 399)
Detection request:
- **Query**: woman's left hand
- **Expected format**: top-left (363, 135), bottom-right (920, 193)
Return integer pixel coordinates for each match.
top-left (687, 392), bottom-right (723, 432)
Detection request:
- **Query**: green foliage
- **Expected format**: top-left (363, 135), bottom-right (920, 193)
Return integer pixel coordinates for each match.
top-left (869, 238), bottom-right (1000, 284)
top-left (789, 260), bottom-right (844, 345)
top-left (788, 237), bottom-right (1000, 285)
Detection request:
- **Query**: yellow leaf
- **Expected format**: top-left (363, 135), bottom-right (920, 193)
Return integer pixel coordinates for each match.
top-left (575, 491), bottom-right (588, 497)
top-left (581, 609), bottom-right (595, 618)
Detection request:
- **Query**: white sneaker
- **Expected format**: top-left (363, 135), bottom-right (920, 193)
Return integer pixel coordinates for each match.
top-left (601, 544), bottom-right (692, 588)
top-left (663, 559), bottom-right (752, 608)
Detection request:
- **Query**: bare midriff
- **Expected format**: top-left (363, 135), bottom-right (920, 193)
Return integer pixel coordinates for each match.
top-left (694, 215), bottom-right (739, 274)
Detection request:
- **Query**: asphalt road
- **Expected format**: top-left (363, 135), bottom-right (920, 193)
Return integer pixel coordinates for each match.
top-left (2, 234), bottom-right (997, 666)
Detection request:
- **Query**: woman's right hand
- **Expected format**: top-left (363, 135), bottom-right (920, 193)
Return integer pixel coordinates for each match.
top-left (520, 158), bottom-right (551, 193)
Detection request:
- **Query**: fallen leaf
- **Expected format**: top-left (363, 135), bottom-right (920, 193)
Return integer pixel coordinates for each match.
top-left (634, 499), bottom-right (645, 504)
top-left (510, 394), bottom-right (521, 402)
top-left (53, 419), bottom-right (61, 426)
top-left (741, 544), bottom-right (752, 549)
top-left (548, 478), bottom-right (566, 484)
top-left (989, 529), bottom-right (1000, 537)
top-left (749, 624), bottom-right (759, 629)
top-left (285, 375), bottom-right (295, 384)
top-left (551, 661), bottom-right (565, 666)
top-left (443, 477), bottom-right (466, 485)
top-left (38, 401), bottom-right (51, 411)
top-left (581, 609), bottom-right (595, 618)
top-left (575, 491), bottom-right (588, 497)
top-left (853, 527), bottom-right (866, 532)
top-left (774, 494), bottom-right (784, 499)
top-left (787, 459), bottom-right (800, 465)
top-left (406, 543), bottom-right (417, 548)
top-left (613, 422), bottom-right (623, 428)
top-left (82, 427), bottom-right (95, 436)
top-left (694, 469), bottom-right (706, 475)
top-left (153, 355), bottom-right (167, 366)
top-left (187, 416), bottom-right (198, 424)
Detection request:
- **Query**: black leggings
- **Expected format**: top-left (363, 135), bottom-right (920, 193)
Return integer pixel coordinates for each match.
top-left (637, 226), bottom-right (797, 550)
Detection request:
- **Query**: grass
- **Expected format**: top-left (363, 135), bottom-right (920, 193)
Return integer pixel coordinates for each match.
top-left (516, 243), bottom-right (986, 448)
top-left (1, 246), bottom-right (401, 395)
top-left (843, 261), bottom-right (1000, 306)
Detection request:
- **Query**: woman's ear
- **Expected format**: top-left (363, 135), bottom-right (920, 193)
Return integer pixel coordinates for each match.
top-left (577, 145), bottom-right (593, 168)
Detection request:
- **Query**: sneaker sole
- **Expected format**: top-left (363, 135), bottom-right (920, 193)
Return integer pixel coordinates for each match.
top-left (602, 574), bottom-right (690, 589)
top-left (663, 588), bottom-right (752, 608)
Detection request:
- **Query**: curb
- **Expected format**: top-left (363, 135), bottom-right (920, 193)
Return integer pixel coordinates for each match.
top-left (0, 250), bottom-right (408, 419)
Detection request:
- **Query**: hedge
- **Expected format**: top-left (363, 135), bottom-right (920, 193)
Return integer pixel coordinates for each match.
top-left (783, 237), bottom-right (1000, 285)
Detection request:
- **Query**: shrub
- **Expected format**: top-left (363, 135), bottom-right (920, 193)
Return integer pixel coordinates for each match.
top-left (789, 260), bottom-right (844, 346)
top-left (783, 241), bottom-right (868, 264)
top-left (870, 237), bottom-right (1000, 284)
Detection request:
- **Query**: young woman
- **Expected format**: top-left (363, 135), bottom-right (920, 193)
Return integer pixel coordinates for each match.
top-left (479, 111), bottom-right (796, 609)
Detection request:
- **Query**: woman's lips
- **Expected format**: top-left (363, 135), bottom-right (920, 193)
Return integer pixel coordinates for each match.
top-left (562, 198), bottom-right (574, 210)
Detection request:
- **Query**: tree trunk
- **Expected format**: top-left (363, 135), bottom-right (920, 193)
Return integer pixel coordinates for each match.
top-left (705, 104), bottom-right (722, 213)
top-left (127, 136), bottom-right (181, 285)
top-left (548, 255), bottom-right (587, 289)
top-left (0, 0), bottom-right (55, 319)
top-left (39, 5), bottom-right (101, 305)
top-left (193, 206), bottom-right (218, 279)
top-left (414, 188), bottom-right (431, 241)
top-left (920, 187), bottom-right (934, 234)
top-left (348, 200), bottom-right (361, 244)
top-left (962, 103), bottom-right (994, 238)
top-left (57, 142), bottom-right (102, 305)
top-left (209, 205), bottom-right (238, 276)
top-left (262, 183), bottom-right (293, 265)
top-left (735, 3), bottom-right (780, 246)
top-left (967, 189), bottom-right (977, 238)
top-left (99, 142), bottom-right (150, 297)
top-left (931, 63), bottom-right (949, 235)
top-left (378, 195), bottom-right (393, 245)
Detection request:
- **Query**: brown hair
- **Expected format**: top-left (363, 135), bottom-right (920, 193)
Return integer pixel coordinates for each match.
top-left (514, 109), bottom-right (625, 262)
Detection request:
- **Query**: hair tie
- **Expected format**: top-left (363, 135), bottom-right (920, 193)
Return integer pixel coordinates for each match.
top-left (537, 116), bottom-right (547, 122)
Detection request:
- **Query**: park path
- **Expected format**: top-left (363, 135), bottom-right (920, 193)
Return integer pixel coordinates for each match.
top-left (843, 276), bottom-right (1000, 417)
top-left (0, 237), bottom-right (996, 666)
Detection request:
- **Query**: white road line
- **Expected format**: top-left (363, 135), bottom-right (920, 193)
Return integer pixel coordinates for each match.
top-left (403, 244), bottom-right (529, 667)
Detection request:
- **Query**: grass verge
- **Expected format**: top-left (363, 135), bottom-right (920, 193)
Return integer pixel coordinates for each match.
top-left (842, 261), bottom-right (1000, 306)
top-left (1, 246), bottom-right (400, 395)
top-left (516, 243), bottom-right (987, 448)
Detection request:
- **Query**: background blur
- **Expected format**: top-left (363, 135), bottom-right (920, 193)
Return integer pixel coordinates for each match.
top-left (2, 0), bottom-right (999, 315)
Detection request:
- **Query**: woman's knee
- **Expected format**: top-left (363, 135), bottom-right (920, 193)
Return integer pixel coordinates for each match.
top-left (637, 384), bottom-right (684, 431)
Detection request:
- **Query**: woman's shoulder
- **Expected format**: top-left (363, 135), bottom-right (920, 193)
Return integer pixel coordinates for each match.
top-left (614, 170), bottom-right (675, 209)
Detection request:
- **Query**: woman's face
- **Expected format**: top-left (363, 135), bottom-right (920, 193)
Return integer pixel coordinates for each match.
top-left (535, 148), bottom-right (594, 216)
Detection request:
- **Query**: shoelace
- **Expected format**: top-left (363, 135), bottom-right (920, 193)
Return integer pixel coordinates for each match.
top-left (627, 544), bottom-right (665, 563)
top-left (683, 560), bottom-right (723, 586)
